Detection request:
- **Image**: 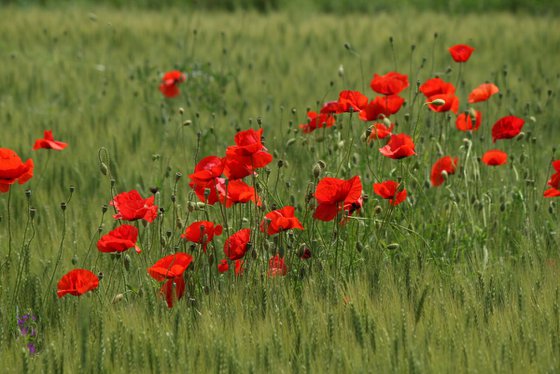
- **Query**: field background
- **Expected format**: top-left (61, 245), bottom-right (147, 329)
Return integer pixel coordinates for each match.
top-left (1, 2), bottom-right (560, 373)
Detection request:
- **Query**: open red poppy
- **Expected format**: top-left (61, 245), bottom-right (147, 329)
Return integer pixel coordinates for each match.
top-left (431, 156), bottom-right (458, 186)
top-left (159, 70), bottom-right (186, 98)
top-left (224, 228), bottom-right (251, 261)
top-left (368, 122), bottom-right (394, 141)
top-left (260, 206), bottom-right (304, 235)
top-left (482, 150), bottom-right (507, 166)
top-left (491, 115), bottom-right (525, 143)
top-left (33, 130), bottom-right (68, 151)
top-left (359, 95), bottom-right (404, 121)
top-left (379, 133), bottom-right (416, 159)
top-left (468, 83), bottom-right (499, 103)
top-left (427, 94), bottom-right (459, 114)
top-left (449, 44), bottom-right (475, 63)
top-left (217, 259), bottom-right (229, 273)
top-left (314, 176), bottom-right (362, 222)
top-left (456, 110), bottom-right (482, 131)
top-left (419, 77), bottom-right (456, 97)
top-left (189, 156), bottom-right (224, 204)
top-left (370, 72), bottom-right (409, 96)
top-left (110, 190), bottom-right (158, 223)
top-left (544, 160), bottom-right (560, 198)
top-left (268, 255), bottom-right (288, 277)
top-left (216, 179), bottom-right (261, 208)
top-left (299, 111), bottom-right (336, 133)
top-left (148, 253), bottom-right (192, 308)
top-left (97, 224), bottom-right (141, 253)
top-left (57, 269), bottom-right (99, 298)
top-left (181, 220), bottom-right (223, 252)
top-left (0, 148), bottom-right (34, 193)
top-left (373, 180), bottom-right (407, 206)
top-left (225, 128), bottom-right (273, 176)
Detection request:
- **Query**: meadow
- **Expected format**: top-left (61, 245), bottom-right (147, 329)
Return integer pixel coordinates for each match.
top-left (1, 5), bottom-right (560, 373)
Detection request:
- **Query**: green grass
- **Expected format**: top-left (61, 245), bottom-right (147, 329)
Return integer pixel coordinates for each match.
top-left (1, 7), bottom-right (560, 373)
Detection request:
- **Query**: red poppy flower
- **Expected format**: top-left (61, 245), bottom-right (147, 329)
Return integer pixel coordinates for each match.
top-left (456, 110), bottom-right (482, 131)
top-left (370, 72), bottom-right (409, 96)
top-left (159, 70), bottom-right (186, 98)
top-left (299, 247), bottom-right (312, 260)
top-left (379, 133), bottom-right (416, 159)
top-left (216, 179), bottom-right (261, 208)
top-left (468, 83), bottom-right (499, 103)
top-left (260, 206), bottom-right (304, 235)
top-left (544, 160), bottom-right (560, 198)
top-left (368, 122), bottom-right (394, 141)
top-left (189, 156), bottom-right (224, 204)
top-left (234, 259), bottom-right (245, 276)
top-left (419, 78), bottom-right (456, 97)
top-left (225, 128), bottom-right (273, 175)
top-left (299, 111), bottom-right (336, 133)
top-left (431, 156), bottom-right (459, 186)
top-left (337, 90), bottom-right (369, 113)
top-left (110, 190), bottom-right (158, 223)
top-left (181, 220), bottom-right (223, 251)
top-left (449, 44), bottom-right (475, 63)
top-left (0, 148), bottom-right (34, 193)
top-left (314, 176), bottom-right (363, 222)
top-left (359, 95), bottom-right (404, 121)
top-left (427, 94), bottom-right (459, 114)
top-left (97, 224), bottom-right (141, 254)
top-left (217, 259), bottom-right (229, 273)
top-left (32, 130), bottom-right (68, 151)
top-left (268, 255), bottom-right (288, 277)
top-left (148, 253), bottom-right (192, 308)
top-left (482, 150), bottom-right (507, 166)
top-left (57, 269), bottom-right (99, 298)
top-left (224, 228), bottom-right (251, 261)
top-left (373, 180), bottom-right (407, 206)
top-left (491, 115), bottom-right (525, 143)
top-left (320, 101), bottom-right (340, 114)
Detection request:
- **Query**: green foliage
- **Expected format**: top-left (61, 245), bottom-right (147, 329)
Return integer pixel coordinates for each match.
top-left (0, 7), bottom-right (559, 372)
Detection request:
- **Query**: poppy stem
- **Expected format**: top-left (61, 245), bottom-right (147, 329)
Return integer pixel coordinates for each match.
top-left (43, 207), bottom-right (67, 306)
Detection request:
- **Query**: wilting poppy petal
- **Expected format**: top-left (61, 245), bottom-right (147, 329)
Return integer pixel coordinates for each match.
top-left (33, 130), bottom-right (68, 151)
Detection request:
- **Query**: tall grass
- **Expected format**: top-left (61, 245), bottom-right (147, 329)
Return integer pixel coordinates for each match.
top-left (0, 7), bottom-right (559, 372)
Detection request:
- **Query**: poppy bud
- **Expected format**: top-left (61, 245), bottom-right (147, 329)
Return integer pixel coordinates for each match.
top-left (176, 218), bottom-right (183, 229)
top-left (286, 138), bottom-right (296, 147)
top-left (382, 116), bottom-right (392, 127)
top-left (29, 207), bottom-right (36, 220)
top-left (150, 186), bottom-right (159, 194)
top-left (25, 189), bottom-right (32, 200)
top-left (344, 42), bottom-right (351, 50)
top-left (500, 202), bottom-right (506, 212)
top-left (208, 254), bottom-right (214, 266)
top-left (338, 64), bottom-right (344, 77)
top-left (196, 202), bottom-right (206, 210)
top-left (98, 272), bottom-right (104, 280)
top-left (112, 294), bottom-right (124, 304)
top-left (183, 120), bottom-right (192, 127)
top-left (71, 254), bottom-right (78, 265)
top-left (441, 170), bottom-right (449, 181)
top-left (360, 132), bottom-right (368, 143)
top-left (171, 194), bottom-right (176, 203)
top-left (429, 98), bottom-right (446, 107)
top-left (160, 236), bottom-right (166, 246)
top-left (175, 172), bottom-right (182, 182)
top-left (110, 179), bottom-right (116, 187)
top-left (549, 203), bottom-right (555, 215)
top-left (152, 154), bottom-right (160, 161)
top-left (291, 108), bottom-right (297, 115)
top-left (312, 164), bottom-right (322, 179)
top-left (60, 202), bottom-right (67, 211)
top-left (386, 243), bottom-right (400, 251)
top-left (516, 132), bottom-right (525, 141)
top-left (100, 162), bottom-right (109, 176)
top-left (374, 205), bottom-right (382, 214)
top-left (123, 254), bottom-right (131, 271)
top-left (69, 185), bottom-right (75, 194)
top-left (277, 160), bottom-right (284, 168)
top-left (179, 107), bottom-right (184, 115)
